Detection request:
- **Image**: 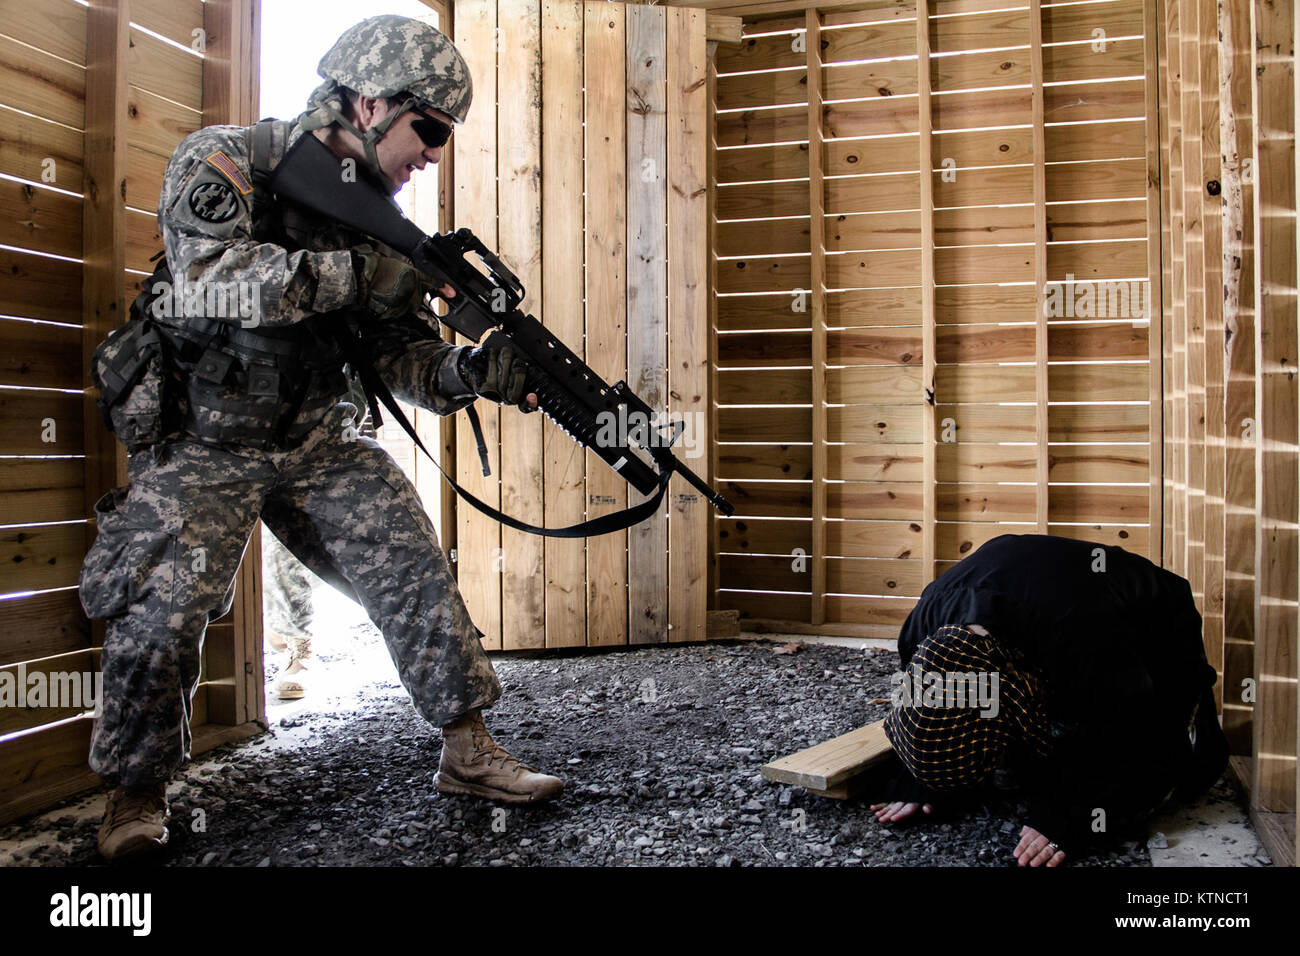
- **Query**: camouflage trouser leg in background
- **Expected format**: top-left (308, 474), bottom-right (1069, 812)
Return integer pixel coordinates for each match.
top-left (80, 404), bottom-right (501, 788)
top-left (261, 525), bottom-right (315, 653)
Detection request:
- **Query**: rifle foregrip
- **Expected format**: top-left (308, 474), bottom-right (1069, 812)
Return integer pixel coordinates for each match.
top-left (531, 375), bottom-right (661, 497)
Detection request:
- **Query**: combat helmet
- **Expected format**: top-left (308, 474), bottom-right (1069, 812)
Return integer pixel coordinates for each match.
top-left (301, 15), bottom-right (472, 183)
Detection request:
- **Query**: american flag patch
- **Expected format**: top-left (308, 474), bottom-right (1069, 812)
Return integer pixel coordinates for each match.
top-left (205, 150), bottom-right (252, 195)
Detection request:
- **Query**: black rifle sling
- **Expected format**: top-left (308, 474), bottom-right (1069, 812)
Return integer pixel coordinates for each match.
top-left (251, 123), bottom-right (671, 537)
top-left (332, 319), bottom-right (672, 539)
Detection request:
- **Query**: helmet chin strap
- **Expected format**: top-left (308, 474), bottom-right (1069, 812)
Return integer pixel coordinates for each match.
top-left (306, 94), bottom-right (419, 189)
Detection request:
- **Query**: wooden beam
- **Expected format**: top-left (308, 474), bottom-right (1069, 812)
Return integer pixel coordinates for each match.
top-left (1165, 0), bottom-right (1187, 577)
top-left (203, 0), bottom-right (262, 725)
top-left (82, 0), bottom-right (129, 525)
top-left (541, 0), bottom-right (586, 649)
top-left (705, 12), bottom-right (743, 44)
top-left (1145, 0), bottom-right (1165, 565)
top-left (1251, 0), bottom-right (1298, 814)
top-left (498, 0), bottom-right (545, 649)
top-left (666, 5), bottom-right (709, 643)
top-left (917, 0), bottom-right (936, 583)
top-left (1030, 0), bottom-right (1048, 535)
top-left (627, 2), bottom-right (669, 644)
top-left (586, 1), bottom-right (628, 645)
top-left (454, 0), bottom-right (503, 650)
top-left (1197, 0), bottom-right (1224, 701)
top-left (807, 8), bottom-right (827, 626)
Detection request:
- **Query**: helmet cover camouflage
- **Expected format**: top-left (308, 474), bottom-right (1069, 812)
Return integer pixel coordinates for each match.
top-left (317, 15), bottom-right (472, 124)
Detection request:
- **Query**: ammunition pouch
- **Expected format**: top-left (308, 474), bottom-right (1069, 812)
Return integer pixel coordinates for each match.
top-left (156, 313), bottom-right (349, 450)
top-left (91, 262), bottom-right (173, 452)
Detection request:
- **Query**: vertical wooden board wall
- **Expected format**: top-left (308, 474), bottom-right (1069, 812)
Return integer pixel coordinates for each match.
top-left (667, 6), bottom-right (710, 642)
top-left (0, 0), bottom-right (104, 823)
top-left (806, 7), bottom-right (829, 626)
top-left (1144, 0), bottom-right (1165, 568)
top-left (201, 0), bottom-right (264, 728)
top-left (1164, 0), bottom-right (1186, 577)
top-left (584, 2), bottom-right (629, 646)
top-left (1196, 0), bottom-right (1225, 698)
top-left (710, 0), bottom-right (1158, 636)
top-left (1218, 0), bottom-right (1256, 753)
top-left (627, 3), bottom-right (671, 644)
top-left (541, 0), bottom-right (587, 648)
top-left (455, 0), bottom-right (504, 650)
top-left (0, 0), bottom-right (263, 824)
top-left (916, 1), bottom-right (936, 586)
top-left (455, 1), bottom-right (709, 648)
top-left (713, 12), bottom-right (817, 630)
top-left (1030, 0), bottom-right (1048, 536)
top-left (1178, 0), bottom-right (1206, 627)
top-left (1251, 0), bottom-right (1298, 814)
top-left (1157, 0), bottom-right (1173, 567)
top-left (497, 0), bottom-right (546, 649)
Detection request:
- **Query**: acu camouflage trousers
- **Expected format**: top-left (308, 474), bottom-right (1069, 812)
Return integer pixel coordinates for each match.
top-left (80, 403), bottom-right (501, 788)
top-left (261, 527), bottom-right (315, 653)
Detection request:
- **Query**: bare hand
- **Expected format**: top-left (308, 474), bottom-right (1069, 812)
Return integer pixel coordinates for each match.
top-left (439, 284), bottom-right (456, 299)
top-left (870, 801), bottom-right (934, 823)
top-left (1013, 825), bottom-right (1066, 867)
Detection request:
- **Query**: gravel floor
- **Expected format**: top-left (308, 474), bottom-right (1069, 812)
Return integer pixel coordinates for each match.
top-left (1, 635), bottom-right (1191, 867)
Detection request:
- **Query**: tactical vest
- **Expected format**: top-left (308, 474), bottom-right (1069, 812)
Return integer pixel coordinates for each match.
top-left (96, 119), bottom-right (359, 452)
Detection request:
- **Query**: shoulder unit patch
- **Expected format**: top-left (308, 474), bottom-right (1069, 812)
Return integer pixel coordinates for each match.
top-left (188, 180), bottom-right (239, 223)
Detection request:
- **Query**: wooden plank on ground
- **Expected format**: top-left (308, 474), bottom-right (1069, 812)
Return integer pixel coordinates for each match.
top-left (761, 719), bottom-right (893, 791)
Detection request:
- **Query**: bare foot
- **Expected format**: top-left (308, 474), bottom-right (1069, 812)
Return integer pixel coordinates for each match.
top-left (870, 800), bottom-right (935, 823)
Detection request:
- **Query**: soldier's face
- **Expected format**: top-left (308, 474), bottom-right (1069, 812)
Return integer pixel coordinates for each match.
top-left (354, 96), bottom-right (451, 192)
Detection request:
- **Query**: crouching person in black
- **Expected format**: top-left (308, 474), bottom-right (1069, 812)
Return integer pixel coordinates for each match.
top-left (870, 534), bottom-right (1229, 867)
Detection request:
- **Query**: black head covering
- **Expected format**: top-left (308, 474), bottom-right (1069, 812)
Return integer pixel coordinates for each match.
top-left (884, 624), bottom-right (1051, 791)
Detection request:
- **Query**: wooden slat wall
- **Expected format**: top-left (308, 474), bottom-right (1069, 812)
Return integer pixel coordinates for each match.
top-left (455, 0), bottom-right (504, 651)
top-left (0, 0), bottom-right (105, 822)
top-left (1156, 0), bottom-right (1297, 862)
top-left (1217, 0), bottom-right (1255, 757)
top-left (455, 0), bottom-right (710, 648)
top-left (1247, 0), bottom-right (1298, 820)
top-left (712, 0), bottom-right (1157, 636)
top-left (0, 0), bottom-right (263, 825)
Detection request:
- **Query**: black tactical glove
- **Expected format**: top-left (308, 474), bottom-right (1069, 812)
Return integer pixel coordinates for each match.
top-left (353, 248), bottom-right (430, 321)
top-left (457, 339), bottom-right (537, 412)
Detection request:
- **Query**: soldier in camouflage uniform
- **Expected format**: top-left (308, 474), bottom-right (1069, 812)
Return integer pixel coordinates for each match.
top-left (261, 524), bottom-right (316, 700)
top-left (81, 15), bottom-right (562, 863)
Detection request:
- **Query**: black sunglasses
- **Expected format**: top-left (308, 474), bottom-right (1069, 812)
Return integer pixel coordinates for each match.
top-left (409, 104), bottom-right (453, 149)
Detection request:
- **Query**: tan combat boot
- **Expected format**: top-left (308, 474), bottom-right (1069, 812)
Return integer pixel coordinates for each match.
top-left (273, 636), bottom-right (311, 700)
top-left (435, 710), bottom-right (563, 804)
top-left (97, 783), bottom-right (170, 862)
